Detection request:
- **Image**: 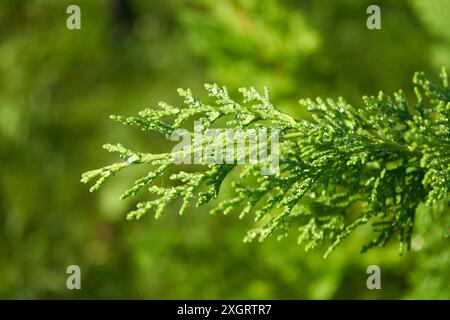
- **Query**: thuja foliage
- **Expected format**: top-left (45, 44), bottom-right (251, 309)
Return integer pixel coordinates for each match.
top-left (82, 70), bottom-right (449, 257)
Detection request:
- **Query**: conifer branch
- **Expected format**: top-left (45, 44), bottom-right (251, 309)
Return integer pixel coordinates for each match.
top-left (82, 70), bottom-right (449, 257)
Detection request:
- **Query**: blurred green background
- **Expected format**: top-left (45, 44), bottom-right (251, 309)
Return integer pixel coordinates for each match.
top-left (0, 0), bottom-right (449, 299)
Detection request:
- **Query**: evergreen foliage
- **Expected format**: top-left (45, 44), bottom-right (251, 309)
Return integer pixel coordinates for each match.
top-left (82, 70), bottom-right (449, 257)
top-left (1, 0), bottom-right (448, 300)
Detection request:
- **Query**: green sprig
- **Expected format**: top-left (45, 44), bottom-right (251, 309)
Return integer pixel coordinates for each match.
top-left (82, 70), bottom-right (449, 257)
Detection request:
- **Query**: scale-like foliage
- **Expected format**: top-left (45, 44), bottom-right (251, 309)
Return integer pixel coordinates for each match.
top-left (82, 70), bottom-right (449, 257)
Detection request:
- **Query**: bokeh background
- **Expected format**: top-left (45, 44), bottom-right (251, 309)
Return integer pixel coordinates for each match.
top-left (0, 0), bottom-right (449, 299)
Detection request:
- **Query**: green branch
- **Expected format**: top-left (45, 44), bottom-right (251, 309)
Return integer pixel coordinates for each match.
top-left (82, 70), bottom-right (450, 257)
